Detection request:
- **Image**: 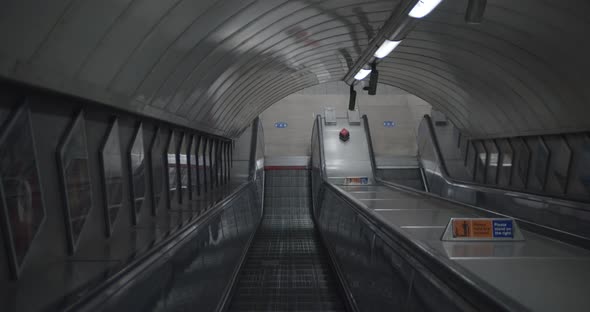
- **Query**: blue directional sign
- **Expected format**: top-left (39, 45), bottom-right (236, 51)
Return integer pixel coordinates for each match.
top-left (274, 122), bottom-right (288, 129)
top-left (492, 220), bottom-right (514, 238)
top-left (383, 121), bottom-right (395, 127)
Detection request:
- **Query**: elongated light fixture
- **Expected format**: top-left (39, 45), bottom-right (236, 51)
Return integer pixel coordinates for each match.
top-left (374, 40), bottom-right (402, 59)
top-left (354, 68), bottom-right (372, 80)
top-left (408, 0), bottom-right (443, 18)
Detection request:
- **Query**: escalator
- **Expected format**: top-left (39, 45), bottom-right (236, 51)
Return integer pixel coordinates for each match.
top-left (228, 169), bottom-right (345, 311)
top-left (66, 112), bottom-right (590, 312)
top-left (309, 113), bottom-right (590, 311)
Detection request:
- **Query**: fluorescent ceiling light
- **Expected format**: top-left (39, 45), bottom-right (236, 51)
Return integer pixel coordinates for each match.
top-left (374, 40), bottom-right (402, 58)
top-left (354, 68), bottom-right (372, 80)
top-left (408, 0), bottom-right (442, 18)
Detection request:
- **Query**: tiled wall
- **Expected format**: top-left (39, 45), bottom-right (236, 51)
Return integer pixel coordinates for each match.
top-left (260, 82), bottom-right (431, 160)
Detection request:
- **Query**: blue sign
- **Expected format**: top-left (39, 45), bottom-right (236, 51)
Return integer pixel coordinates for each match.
top-left (274, 122), bottom-right (288, 129)
top-left (383, 121), bottom-right (395, 127)
top-left (492, 220), bottom-right (513, 238)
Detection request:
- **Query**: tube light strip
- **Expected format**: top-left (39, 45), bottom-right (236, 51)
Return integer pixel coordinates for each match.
top-left (374, 40), bottom-right (402, 59)
top-left (354, 68), bottom-right (372, 80)
top-left (408, 0), bottom-right (443, 18)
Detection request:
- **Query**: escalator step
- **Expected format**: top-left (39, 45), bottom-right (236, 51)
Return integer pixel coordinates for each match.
top-left (228, 170), bottom-right (345, 311)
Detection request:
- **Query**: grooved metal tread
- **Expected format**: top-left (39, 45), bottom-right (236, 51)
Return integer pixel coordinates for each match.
top-left (229, 170), bottom-right (345, 312)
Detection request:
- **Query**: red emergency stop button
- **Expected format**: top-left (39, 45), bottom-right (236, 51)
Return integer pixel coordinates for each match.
top-left (339, 128), bottom-right (350, 142)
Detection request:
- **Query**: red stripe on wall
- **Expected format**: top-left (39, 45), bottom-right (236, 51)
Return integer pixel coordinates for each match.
top-left (264, 166), bottom-right (309, 171)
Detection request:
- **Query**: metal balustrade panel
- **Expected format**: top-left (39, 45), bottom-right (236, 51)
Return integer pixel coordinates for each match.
top-left (496, 139), bottom-right (514, 187)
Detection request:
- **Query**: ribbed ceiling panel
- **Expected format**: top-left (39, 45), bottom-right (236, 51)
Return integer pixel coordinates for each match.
top-left (0, 0), bottom-right (588, 138)
top-left (379, 0), bottom-right (590, 137)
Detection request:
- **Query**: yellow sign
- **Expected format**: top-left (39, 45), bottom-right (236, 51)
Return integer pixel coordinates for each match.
top-left (452, 219), bottom-right (493, 238)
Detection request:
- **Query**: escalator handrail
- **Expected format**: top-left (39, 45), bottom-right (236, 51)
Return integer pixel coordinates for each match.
top-left (323, 182), bottom-right (526, 312)
top-left (312, 116), bottom-right (359, 312)
top-left (248, 117), bottom-right (259, 180)
top-left (63, 181), bottom-right (254, 312)
top-left (361, 114), bottom-right (378, 179)
top-left (316, 115), bottom-right (328, 179)
top-left (216, 195), bottom-right (263, 312)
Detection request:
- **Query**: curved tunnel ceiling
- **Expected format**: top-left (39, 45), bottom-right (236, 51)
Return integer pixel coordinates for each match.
top-left (0, 0), bottom-right (588, 138)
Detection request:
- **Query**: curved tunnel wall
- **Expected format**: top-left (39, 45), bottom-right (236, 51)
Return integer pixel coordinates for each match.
top-left (0, 0), bottom-right (588, 138)
top-left (380, 0), bottom-right (590, 138)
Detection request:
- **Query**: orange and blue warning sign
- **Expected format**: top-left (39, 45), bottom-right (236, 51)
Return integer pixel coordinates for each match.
top-left (443, 218), bottom-right (521, 241)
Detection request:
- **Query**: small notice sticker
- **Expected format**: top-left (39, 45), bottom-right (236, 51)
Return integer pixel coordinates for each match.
top-left (445, 218), bottom-right (521, 241)
top-left (343, 177), bottom-right (369, 185)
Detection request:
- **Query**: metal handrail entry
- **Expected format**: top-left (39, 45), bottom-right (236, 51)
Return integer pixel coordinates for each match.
top-left (311, 114), bottom-right (360, 312)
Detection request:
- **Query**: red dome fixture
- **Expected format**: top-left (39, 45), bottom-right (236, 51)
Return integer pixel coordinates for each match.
top-left (339, 128), bottom-right (350, 142)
